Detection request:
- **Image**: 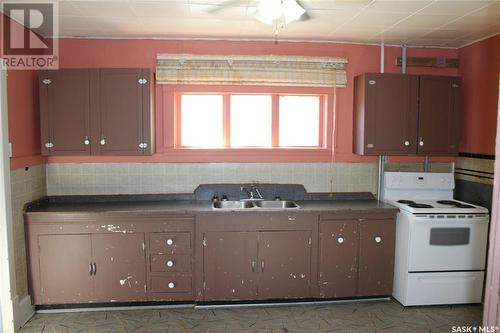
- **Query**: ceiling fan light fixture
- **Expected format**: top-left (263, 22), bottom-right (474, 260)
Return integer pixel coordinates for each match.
top-left (255, 0), bottom-right (306, 25)
top-left (256, 0), bottom-right (282, 24)
top-left (283, 0), bottom-right (306, 24)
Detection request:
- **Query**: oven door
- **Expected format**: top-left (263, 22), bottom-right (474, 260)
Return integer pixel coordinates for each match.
top-left (408, 215), bottom-right (489, 271)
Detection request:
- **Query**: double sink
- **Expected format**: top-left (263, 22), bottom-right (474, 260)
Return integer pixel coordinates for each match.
top-left (213, 200), bottom-right (300, 210)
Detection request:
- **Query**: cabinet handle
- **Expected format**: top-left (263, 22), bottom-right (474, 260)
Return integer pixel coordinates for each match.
top-left (166, 238), bottom-right (174, 246)
top-left (44, 142), bottom-right (53, 148)
top-left (93, 262), bottom-right (97, 275)
top-left (89, 263), bottom-right (93, 276)
top-left (168, 282), bottom-right (175, 289)
top-left (166, 260), bottom-right (174, 267)
top-left (404, 140), bottom-right (410, 147)
top-left (251, 260), bottom-right (256, 272)
top-left (100, 138), bottom-right (106, 146)
top-left (84, 137), bottom-right (90, 145)
top-left (288, 216), bottom-right (296, 221)
top-left (419, 138), bottom-right (424, 147)
top-left (374, 236), bottom-right (382, 243)
top-left (261, 260), bottom-right (265, 272)
top-left (337, 236), bottom-right (344, 244)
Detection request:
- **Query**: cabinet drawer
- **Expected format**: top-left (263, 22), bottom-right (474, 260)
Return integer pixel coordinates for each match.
top-left (150, 232), bottom-right (191, 253)
top-left (150, 254), bottom-right (191, 273)
top-left (150, 275), bottom-right (192, 293)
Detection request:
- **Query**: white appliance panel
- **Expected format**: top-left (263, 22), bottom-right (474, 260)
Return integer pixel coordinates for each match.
top-left (401, 271), bottom-right (485, 306)
top-left (408, 215), bottom-right (489, 271)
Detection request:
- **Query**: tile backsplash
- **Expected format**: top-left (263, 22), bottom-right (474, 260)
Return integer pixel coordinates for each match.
top-left (10, 164), bottom-right (47, 298)
top-left (46, 162), bottom-right (454, 197)
top-left (47, 162), bottom-right (379, 196)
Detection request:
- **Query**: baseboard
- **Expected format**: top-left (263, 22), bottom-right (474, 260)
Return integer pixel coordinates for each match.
top-left (13, 294), bottom-right (35, 328)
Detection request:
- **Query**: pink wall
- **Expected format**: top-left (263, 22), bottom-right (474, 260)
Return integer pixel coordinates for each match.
top-left (1, 13), bottom-right (47, 169)
top-left (46, 38), bottom-right (458, 164)
top-left (459, 34), bottom-right (500, 155)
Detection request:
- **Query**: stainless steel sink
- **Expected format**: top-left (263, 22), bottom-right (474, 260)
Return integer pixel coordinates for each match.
top-left (212, 201), bottom-right (254, 209)
top-left (253, 200), bottom-right (300, 209)
top-left (212, 200), bottom-right (300, 210)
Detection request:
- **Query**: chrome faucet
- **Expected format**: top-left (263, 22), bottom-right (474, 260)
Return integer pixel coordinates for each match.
top-left (241, 185), bottom-right (264, 201)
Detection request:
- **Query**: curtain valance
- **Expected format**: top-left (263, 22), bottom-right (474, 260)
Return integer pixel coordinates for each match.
top-left (156, 54), bottom-right (348, 87)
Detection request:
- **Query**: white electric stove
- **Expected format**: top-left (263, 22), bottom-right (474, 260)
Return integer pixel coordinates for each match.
top-left (382, 172), bottom-right (489, 306)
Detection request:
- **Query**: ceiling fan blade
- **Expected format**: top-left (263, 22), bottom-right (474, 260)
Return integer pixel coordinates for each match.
top-left (203, 0), bottom-right (248, 14)
top-left (293, 0), bottom-right (311, 21)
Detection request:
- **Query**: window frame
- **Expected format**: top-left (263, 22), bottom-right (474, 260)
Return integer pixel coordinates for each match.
top-left (160, 85), bottom-right (334, 163)
top-left (175, 92), bottom-right (326, 149)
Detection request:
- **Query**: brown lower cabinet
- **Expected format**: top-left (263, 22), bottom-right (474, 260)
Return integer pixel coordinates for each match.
top-left (318, 214), bottom-right (396, 298)
top-left (26, 214), bottom-right (195, 305)
top-left (38, 233), bottom-right (146, 304)
top-left (26, 210), bottom-right (396, 305)
top-left (203, 230), bottom-right (312, 301)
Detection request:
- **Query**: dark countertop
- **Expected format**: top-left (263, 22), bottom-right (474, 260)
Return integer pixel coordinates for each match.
top-left (26, 198), bottom-right (398, 215)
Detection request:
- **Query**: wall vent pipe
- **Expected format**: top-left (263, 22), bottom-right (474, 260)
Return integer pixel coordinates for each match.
top-left (377, 42), bottom-right (386, 200)
top-left (401, 45), bottom-right (407, 74)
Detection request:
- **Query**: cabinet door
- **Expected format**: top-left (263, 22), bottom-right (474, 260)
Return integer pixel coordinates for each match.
top-left (359, 73), bottom-right (419, 155)
top-left (319, 221), bottom-right (358, 298)
top-left (39, 69), bottom-right (91, 155)
top-left (38, 235), bottom-right (93, 304)
top-left (203, 232), bottom-right (258, 300)
top-left (258, 231), bottom-right (312, 299)
top-left (417, 76), bottom-right (461, 155)
top-left (92, 69), bottom-right (149, 155)
top-left (358, 220), bottom-right (396, 296)
top-left (92, 233), bottom-right (147, 302)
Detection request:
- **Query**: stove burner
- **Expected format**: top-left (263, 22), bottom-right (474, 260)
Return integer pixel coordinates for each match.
top-left (408, 203), bottom-right (434, 208)
top-left (397, 200), bottom-right (415, 204)
top-left (397, 200), bottom-right (434, 208)
top-left (436, 200), bottom-right (475, 208)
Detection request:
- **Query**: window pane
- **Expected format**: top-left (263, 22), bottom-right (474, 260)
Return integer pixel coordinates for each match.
top-left (279, 96), bottom-right (320, 147)
top-left (181, 95), bottom-right (223, 147)
top-left (230, 95), bottom-right (272, 147)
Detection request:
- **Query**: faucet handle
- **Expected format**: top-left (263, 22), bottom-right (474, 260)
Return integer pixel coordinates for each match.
top-left (274, 196), bottom-right (282, 201)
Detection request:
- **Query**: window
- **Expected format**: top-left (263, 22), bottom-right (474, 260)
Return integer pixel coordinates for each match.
top-left (279, 96), bottom-right (320, 147)
top-left (177, 93), bottom-right (324, 149)
top-left (180, 94), bottom-right (223, 147)
top-left (230, 95), bottom-right (272, 147)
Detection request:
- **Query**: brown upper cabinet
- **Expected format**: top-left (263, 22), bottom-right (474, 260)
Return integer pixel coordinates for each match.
top-left (39, 68), bottom-right (153, 156)
top-left (353, 73), bottom-right (461, 156)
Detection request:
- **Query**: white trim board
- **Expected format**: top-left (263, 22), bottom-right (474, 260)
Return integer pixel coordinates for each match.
top-left (0, 59), bottom-right (16, 333)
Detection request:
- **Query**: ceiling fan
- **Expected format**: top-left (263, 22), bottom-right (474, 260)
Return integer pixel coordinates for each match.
top-left (205, 0), bottom-right (310, 25)
top-left (255, 0), bottom-right (309, 24)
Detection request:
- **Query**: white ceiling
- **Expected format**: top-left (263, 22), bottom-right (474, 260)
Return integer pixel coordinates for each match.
top-left (10, 0), bottom-right (500, 47)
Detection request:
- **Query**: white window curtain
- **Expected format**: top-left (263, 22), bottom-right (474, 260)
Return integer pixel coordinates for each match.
top-left (156, 54), bottom-right (348, 87)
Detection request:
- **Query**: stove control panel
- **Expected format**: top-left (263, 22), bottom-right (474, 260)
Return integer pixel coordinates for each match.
top-left (384, 172), bottom-right (454, 190)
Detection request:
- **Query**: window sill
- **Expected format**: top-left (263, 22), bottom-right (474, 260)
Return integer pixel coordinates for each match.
top-left (161, 147), bottom-right (333, 162)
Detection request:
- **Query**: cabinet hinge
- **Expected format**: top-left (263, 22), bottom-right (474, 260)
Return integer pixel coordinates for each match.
top-left (142, 242), bottom-right (145, 251)
top-left (308, 237), bottom-right (312, 245)
top-left (202, 236), bottom-right (207, 247)
top-left (203, 281), bottom-right (206, 290)
top-left (144, 285), bottom-right (147, 293)
top-left (42, 78), bottom-right (51, 85)
top-left (138, 78), bottom-right (147, 84)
